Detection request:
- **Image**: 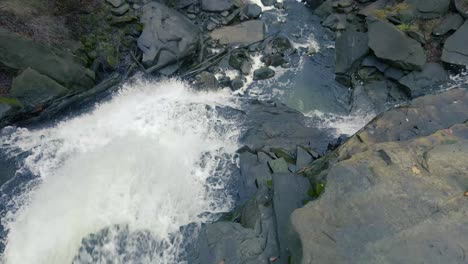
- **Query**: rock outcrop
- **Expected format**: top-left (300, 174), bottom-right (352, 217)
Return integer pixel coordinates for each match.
top-left (291, 88), bottom-right (468, 264)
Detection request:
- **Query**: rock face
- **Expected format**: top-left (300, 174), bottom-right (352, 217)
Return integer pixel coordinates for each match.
top-left (10, 68), bottom-right (69, 109)
top-left (291, 88), bottom-right (468, 264)
top-left (137, 2), bottom-right (200, 70)
top-left (398, 63), bottom-right (449, 98)
top-left (210, 20), bottom-right (265, 45)
top-left (441, 21), bottom-right (468, 66)
top-left (406, 0), bottom-right (450, 19)
top-left (0, 28), bottom-right (95, 91)
top-left (201, 0), bottom-right (233, 12)
top-left (367, 19), bottom-right (426, 70)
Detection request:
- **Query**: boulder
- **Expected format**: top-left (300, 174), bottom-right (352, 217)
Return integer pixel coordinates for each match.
top-left (244, 4), bottom-right (262, 19)
top-left (201, 0), bottom-right (233, 12)
top-left (441, 21), bottom-right (468, 66)
top-left (432, 13), bottom-right (464, 36)
top-left (194, 71), bottom-right (218, 90)
top-left (137, 2), bottom-right (200, 70)
top-left (314, 0), bottom-right (334, 19)
top-left (0, 28), bottom-right (95, 91)
top-left (335, 29), bottom-right (369, 75)
top-left (10, 68), bottom-right (69, 109)
top-left (454, 0), bottom-right (468, 18)
top-left (322, 13), bottom-right (347, 30)
top-left (398, 63), bottom-right (449, 98)
top-left (210, 20), bottom-right (265, 45)
top-left (367, 18), bottom-right (426, 70)
top-left (291, 88), bottom-right (468, 264)
top-left (253, 67), bottom-right (275, 80)
top-left (406, 0), bottom-right (450, 19)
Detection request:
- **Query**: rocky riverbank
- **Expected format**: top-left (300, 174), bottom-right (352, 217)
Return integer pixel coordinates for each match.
top-left (0, 0), bottom-right (467, 263)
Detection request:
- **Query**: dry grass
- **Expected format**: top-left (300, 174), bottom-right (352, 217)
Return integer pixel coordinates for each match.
top-left (372, 3), bottom-right (412, 20)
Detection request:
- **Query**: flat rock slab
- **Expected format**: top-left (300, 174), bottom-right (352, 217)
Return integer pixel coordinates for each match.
top-left (398, 63), bottom-right (449, 98)
top-left (0, 28), bottom-right (95, 90)
top-left (367, 18), bottom-right (426, 70)
top-left (10, 68), bottom-right (69, 109)
top-left (335, 28), bottom-right (369, 74)
top-left (442, 20), bottom-right (468, 66)
top-left (210, 20), bottom-right (265, 45)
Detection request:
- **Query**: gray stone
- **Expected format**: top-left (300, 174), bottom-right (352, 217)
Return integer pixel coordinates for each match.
top-left (358, 0), bottom-right (390, 17)
top-left (240, 61), bottom-right (252, 75)
top-left (335, 29), bottom-right (369, 74)
top-left (384, 67), bottom-right (405, 80)
top-left (441, 21), bottom-right (468, 66)
top-left (398, 63), bottom-right (449, 98)
top-left (362, 55), bottom-right (390, 72)
top-left (291, 88), bottom-right (468, 264)
top-left (0, 28), bottom-right (95, 91)
top-left (230, 77), bottom-right (244, 91)
top-left (194, 71), bottom-right (218, 90)
top-left (261, 0), bottom-right (277, 7)
top-left (314, 0), bottom-right (334, 19)
top-left (210, 20), bottom-right (265, 44)
top-left (455, 0), bottom-right (468, 18)
top-left (206, 21), bottom-right (217, 31)
top-left (137, 2), bottom-right (200, 70)
top-left (322, 13), bottom-right (347, 30)
top-left (111, 3), bottom-right (129, 15)
top-left (10, 68), bottom-right (69, 109)
top-left (229, 50), bottom-right (251, 71)
top-left (406, 0), bottom-right (450, 19)
top-left (272, 173), bottom-right (310, 263)
top-left (201, 0), bottom-right (233, 12)
top-left (296, 146), bottom-right (313, 169)
top-left (407, 30), bottom-right (426, 44)
top-left (432, 13), bottom-right (464, 36)
top-left (245, 4), bottom-right (262, 19)
top-left (268, 158), bottom-right (289, 174)
top-left (253, 67), bottom-right (275, 80)
top-left (106, 0), bottom-right (123, 7)
top-left (367, 18), bottom-right (426, 70)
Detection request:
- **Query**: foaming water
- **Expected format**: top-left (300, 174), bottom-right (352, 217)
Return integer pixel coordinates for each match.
top-left (0, 79), bottom-right (240, 264)
top-left (305, 110), bottom-right (376, 137)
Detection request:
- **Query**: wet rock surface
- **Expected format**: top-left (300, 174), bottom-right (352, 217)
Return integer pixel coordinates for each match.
top-left (442, 21), bottom-right (468, 66)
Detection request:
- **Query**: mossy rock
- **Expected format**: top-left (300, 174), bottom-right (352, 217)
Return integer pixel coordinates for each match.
top-left (270, 148), bottom-right (295, 164)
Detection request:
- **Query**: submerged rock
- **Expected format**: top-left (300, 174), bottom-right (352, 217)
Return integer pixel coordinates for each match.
top-left (194, 71), bottom-right (219, 90)
top-left (367, 18), bottom-right (426, 70)
top-left (291, 88), bottom-right (468, 264)
top-left (137, 2), bottom-right (200, 71)
top-left (210, 20), bottom-right (265, 45)
top-left (441, 21), bottom-right (468, 66)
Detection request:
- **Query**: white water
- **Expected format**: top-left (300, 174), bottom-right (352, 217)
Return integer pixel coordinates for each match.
top-left (305, 110), bottom-right (376, 137)
top-left (0, 79), bottom-right (240, 264)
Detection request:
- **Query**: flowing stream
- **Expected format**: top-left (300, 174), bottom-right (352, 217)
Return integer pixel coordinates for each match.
top-left (0, 80), bottom-right (241, 264)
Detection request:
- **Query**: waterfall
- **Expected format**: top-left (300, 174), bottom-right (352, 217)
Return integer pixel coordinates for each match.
top-left (0, 79), bottom-right (240, 264)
